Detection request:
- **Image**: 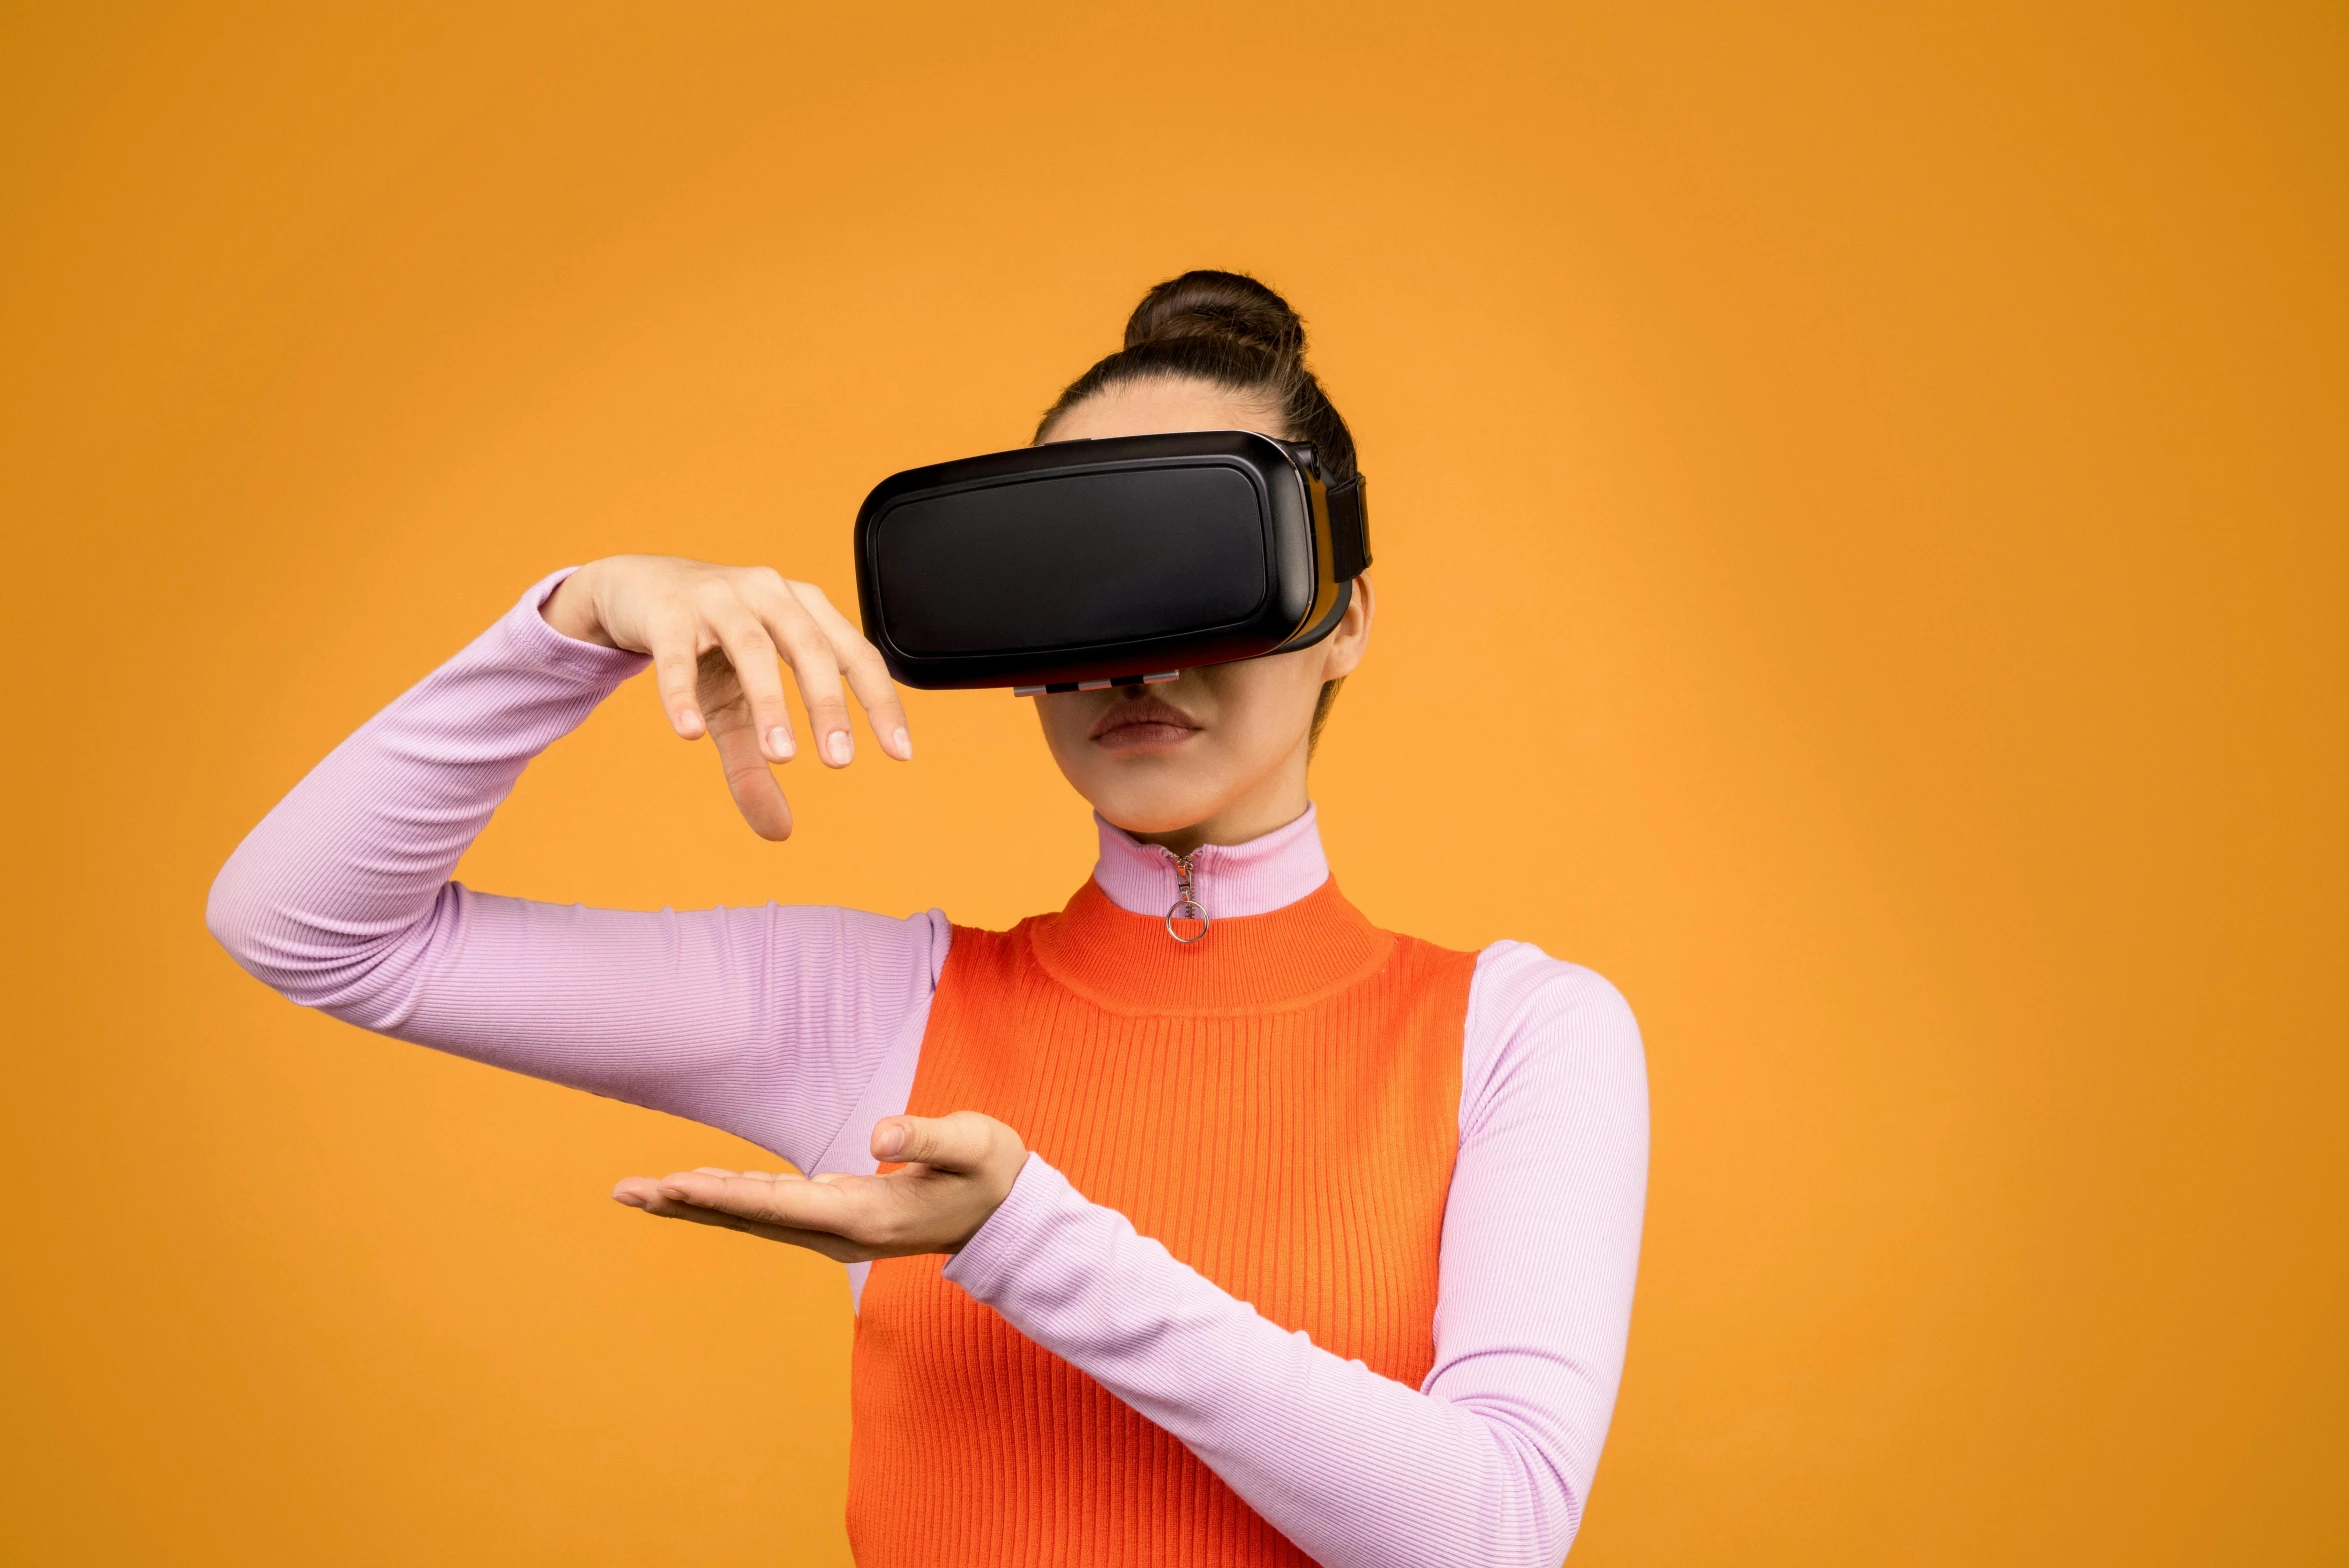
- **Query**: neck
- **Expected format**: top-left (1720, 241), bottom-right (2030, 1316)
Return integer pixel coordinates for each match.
top-left (1122, 743), bottom-right (1310, 856)
top-left (1088, 803), bottom-right (1330, 920)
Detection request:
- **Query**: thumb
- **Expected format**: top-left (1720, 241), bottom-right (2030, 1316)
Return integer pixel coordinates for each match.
top-left (871, 1110), bottom-right (1005, 1172)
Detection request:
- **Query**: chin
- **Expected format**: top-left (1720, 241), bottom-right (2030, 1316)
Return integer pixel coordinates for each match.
top-left (1084, 782), bottom-right (1229, 837)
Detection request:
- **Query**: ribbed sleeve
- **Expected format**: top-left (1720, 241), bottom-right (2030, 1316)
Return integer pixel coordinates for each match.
top-left (205, 571), bottom-right (948, 1171)
top-left (207, 572), bottom-right (1650, 1565)
top-left (942, 948), bottom-right (1648, 1567)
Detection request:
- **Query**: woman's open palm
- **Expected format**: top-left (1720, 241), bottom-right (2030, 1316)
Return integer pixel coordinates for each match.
top-left (610, 1112), bottom-right (1028, 1261)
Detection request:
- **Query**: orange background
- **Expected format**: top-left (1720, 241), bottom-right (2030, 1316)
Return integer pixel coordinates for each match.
top-left (4, 3), bottom-right (2344, 1563)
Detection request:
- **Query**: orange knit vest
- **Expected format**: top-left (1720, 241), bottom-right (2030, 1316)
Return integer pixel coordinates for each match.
top-left (845, 876), bottom-right (1475, 1566)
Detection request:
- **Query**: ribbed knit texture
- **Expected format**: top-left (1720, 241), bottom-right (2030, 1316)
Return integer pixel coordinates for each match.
top-left (848, 877), bottom-right (1475, 1566)
top-left (207, 573), bottom-right (1651, 1567)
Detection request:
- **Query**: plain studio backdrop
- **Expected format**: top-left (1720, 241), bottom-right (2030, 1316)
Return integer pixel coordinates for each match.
top-left (2, 3), bottom-right (2343, 1563)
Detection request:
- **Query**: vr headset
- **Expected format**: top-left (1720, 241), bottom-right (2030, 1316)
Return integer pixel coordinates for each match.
top-left (853, 430), bottom-right (1370, 694)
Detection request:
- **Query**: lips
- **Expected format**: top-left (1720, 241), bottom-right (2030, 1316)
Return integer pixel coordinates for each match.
top-left (1089, 693), bottom-right (1203, 747)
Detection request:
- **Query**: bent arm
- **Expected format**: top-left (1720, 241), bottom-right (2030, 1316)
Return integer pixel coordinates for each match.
top-left (942, 949), bottom-right (1648, 1568)
top-left (206, 572), bottom-right (944, 1171)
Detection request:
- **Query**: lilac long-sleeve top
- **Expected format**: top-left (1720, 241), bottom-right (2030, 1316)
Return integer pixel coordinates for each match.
top-left (207, 573), bottom-right (1650, 1567)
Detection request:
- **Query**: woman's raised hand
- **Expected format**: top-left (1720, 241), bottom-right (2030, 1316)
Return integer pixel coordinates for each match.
top-left (542, 555), bottom-right (911, 840)
top-left (609, 1112), bottom-right (1028, 1262)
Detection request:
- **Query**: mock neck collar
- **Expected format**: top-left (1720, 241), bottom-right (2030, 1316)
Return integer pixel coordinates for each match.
top-left (1090, 805), bottom-right (1331, 921)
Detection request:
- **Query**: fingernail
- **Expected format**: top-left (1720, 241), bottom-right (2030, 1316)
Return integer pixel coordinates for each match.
top-left (825, 730), bottom-right (852, 766)
top-left (768, 726), bottom-right (795, 759)
top-left (677, 709), bottom-right (702, 735)
top-left (893, 727), bottom-right (912, 759)
top-left (874, 1123), bottom-right (904, 1158)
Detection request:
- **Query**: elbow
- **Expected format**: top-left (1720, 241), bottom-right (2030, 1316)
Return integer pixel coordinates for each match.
top-left (203, 837), bottom-right (408, 1016)
top-left (204, 842), bottom-right (333, 1003)
top-left (1502, 1482), bottom-right (1582, 1568)
top-left (1398, 1468), bottom-right (1579, 1568)
top-left (205, 845), bottom-right (271, 979)
top-left (1321, 1408), bottom-right (1584, 1568)
top-left (1465, 1419), bottom-right (1587, 1568)
top-left (1548, 1498), bottom-right (1584, 1566)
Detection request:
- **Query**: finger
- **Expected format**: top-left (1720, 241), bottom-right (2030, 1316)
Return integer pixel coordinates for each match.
top-left (659, 1168), bottom-right (925, 1259)
top-left (707, 713), bottom-right (793, 841)
top-left (615, 1173), bottom-right (748, 1205)
top-left (616, 1185), bottom-right (872, 1261)
top-left (685, 1167), bottom-right (805, 1190)
top-left (692, 636), bottom-right (792, 840)
top-left (699, 592), bottom-right (796, 764)
top-left (643, 608), bottom-right (708, 739)
top-left (788, 581), bottom-right (913, 762)
top-left (622, 1173), bottom-right (795, 1229)
top-left (741, 573), bottom-right (855, 767)
top-left (872, 1111), bottom-right (997, 1174)
top-left (655, 1169), bottom-right (855, 1230)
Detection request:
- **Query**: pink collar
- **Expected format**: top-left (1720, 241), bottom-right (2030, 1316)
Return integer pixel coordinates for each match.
top-left (1089, 805), bottom-right (1331, 920)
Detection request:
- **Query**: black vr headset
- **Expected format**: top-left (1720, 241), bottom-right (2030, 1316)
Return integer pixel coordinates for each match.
top-left (853, 430), bottom-right (1370, 695)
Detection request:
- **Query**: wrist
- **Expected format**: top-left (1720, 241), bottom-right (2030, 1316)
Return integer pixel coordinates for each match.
top-left (942, 1153), bottom-right (1062, 1290)
top-left (540, 561), bottom-right (618, 647)
top-left (943, 1139), bottom-right (1027, 1254)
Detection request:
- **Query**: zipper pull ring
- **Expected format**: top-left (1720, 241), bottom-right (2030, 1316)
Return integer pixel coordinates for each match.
top-left (1165, 851), bottom-right (1210, 944)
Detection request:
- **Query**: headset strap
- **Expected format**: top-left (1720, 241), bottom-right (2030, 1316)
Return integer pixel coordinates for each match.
top-left (1326, 475), bottom-right (1372, 580)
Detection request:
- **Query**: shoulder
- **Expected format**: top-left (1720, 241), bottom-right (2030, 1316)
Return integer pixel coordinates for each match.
top-left (1468, 941), bottom-right (1640, 1038)
top-left (1459, 941), bottom-right (1647, 1141)
top-left (760, 901), bottom-right (953, 968)
top-left (938, 915), bottom-right (1040, 983)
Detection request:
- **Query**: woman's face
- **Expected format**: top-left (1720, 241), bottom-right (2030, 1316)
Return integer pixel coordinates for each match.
top-left (1032, 376), bottom-right (1373, 847)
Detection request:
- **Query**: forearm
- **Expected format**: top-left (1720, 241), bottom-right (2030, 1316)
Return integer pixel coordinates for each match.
top-left (206, 569), bottom-right (642, 1010)
top-left (203, 571), bottom-right (944, 1168)
top-left (945, 1158), bottom-right (1574, 1567)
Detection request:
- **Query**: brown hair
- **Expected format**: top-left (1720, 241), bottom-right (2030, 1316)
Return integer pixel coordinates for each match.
top-left (1039, 270), bottom-right (1359, 750)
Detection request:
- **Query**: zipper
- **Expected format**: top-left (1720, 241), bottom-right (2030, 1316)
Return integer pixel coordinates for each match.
top-left (1164, 848), bottom-right (1210, 944)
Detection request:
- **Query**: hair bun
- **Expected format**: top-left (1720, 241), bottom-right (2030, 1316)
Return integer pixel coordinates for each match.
top-left (1123, 269), bottom-right (1305, 363)
top-left (1038, 266), bottom-right (1356, 485)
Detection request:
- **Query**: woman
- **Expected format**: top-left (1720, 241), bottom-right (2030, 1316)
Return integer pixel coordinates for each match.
top-left (209, 271), bottom-right (1649, 1567)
